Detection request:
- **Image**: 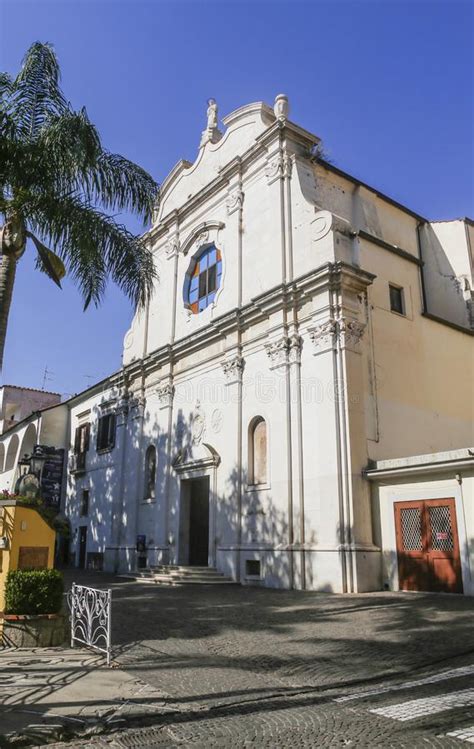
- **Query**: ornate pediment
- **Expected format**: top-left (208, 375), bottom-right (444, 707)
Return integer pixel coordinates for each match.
top-left (172, 442), bottom-right (221, 474)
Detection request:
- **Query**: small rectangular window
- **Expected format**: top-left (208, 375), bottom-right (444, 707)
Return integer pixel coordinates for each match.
top-left (245, 559), bottom-right (261, 577)
top-left (80, 489), bottom-right (89, 517)
top-left (389, 284), bottom-right (405, 315)
top-left (96, 413), bottom-right (116, 451)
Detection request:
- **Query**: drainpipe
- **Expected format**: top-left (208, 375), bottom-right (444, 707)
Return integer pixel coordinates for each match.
top-left (416, 222), bottom-right (429, 314)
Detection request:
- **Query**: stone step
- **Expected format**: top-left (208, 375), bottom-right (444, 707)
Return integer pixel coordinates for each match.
top-left (152, 570), bottom-right (225, 578)
top-left (119, 565), bottom-right (236, 586)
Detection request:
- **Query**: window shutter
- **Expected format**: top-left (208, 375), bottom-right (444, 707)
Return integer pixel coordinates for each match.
top-left (84, 423), bottom-right (90, 451)
top-left (96, 417), bottom-right (103, 450)
top-left (108, 414), bottom-right (116, 449)
top-left (74, 427), bottom-right (81, 454)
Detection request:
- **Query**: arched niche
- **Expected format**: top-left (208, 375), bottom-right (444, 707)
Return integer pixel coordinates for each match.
top-left (5, 434), bottom-right (19, 472)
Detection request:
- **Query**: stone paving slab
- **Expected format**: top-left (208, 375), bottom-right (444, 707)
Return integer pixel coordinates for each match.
top-left (0, 647), bottom-right (171, 744)
top-left (1, 572), bottom-right (473, 747)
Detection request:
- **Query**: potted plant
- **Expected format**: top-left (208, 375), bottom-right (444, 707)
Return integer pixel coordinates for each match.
top-left (1, 568), bottom-right (68, 647)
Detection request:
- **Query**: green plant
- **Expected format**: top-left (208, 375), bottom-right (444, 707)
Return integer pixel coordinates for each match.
top-left (0, 41), bottom-right (159, 370)
top-left (4, 568), bottom-right (64, 615)
top-left (5, 494), bottom-right (70, 537)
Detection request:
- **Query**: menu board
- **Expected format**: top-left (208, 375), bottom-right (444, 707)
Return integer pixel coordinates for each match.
top-left (35, 445), bottom-right (65, 510)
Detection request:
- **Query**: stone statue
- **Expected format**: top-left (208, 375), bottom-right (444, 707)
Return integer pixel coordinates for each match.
top-left (206, 98), bottom-right (218, 130)
top-left (200, 98), bottom-right (222, 147)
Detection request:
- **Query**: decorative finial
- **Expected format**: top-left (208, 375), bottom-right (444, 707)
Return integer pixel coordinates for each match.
top-left (274, 94), bottom-right (289, 122)
top-left (200, 97), bottom-right (223, 147)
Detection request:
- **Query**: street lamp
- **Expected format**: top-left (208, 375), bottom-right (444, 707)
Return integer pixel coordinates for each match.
top-left (17, 454), bottom-right (31, 478)
top-left (29, 447), bottom-right (47, 480)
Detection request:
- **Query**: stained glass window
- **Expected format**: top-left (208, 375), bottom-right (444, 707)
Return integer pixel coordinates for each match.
top-left (184, 245), bottom-right (222, 314)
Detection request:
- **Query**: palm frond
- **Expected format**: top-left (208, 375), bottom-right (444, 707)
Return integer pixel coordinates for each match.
top-left (91, 152), bottom-right (158, 223)
top-left (27, 230), bottom-right (65, 287)
top-left (36, 107), bottom-right (101, 194)
top-left (10, 42), bottom-right (67, 141)
top-left (0, 72), bottom-right (13, 99)
top-left (24, 192), bottom-right (156, 309)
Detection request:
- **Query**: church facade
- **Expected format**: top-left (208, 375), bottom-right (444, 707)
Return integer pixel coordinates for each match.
top-left (3, 96), bottom-right (472, 594)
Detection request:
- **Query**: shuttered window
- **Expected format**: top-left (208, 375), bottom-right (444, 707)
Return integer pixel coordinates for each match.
top-left (96, 413), bottom-right (116, 451)
top-left (74, 423), bottom-right (90, 454)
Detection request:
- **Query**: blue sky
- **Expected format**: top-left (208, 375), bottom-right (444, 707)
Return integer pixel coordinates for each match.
top-left (1, 0), bottom-right (472, 398)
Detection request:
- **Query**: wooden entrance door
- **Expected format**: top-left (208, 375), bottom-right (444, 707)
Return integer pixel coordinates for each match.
top-left (189, 477), bottom-right (210, 566)
top-left (394, 498), bottom-right (463, 593)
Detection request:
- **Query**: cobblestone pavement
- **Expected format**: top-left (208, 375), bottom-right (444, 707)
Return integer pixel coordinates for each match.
top-left (41, 570), bottom-right (474, 748)
top-left (41, 573), bottom-right (474, 749)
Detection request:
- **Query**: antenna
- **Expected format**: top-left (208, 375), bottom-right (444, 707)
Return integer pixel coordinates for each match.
top-left (41, 366), bottom-right (54, 391)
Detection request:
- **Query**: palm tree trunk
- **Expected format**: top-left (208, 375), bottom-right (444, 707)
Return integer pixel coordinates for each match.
top-left (0, 217), bottom-right (27, 371)
top-left (0, 252), bottom-right (18, 371)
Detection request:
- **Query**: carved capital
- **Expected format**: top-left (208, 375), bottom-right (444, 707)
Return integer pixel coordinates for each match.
top-left (265, 336), bottom-right (289, 369)
top-left (308, 317), bottom-right (366, 355)
top-left (308, 320), bottom-right (337, 355)
top-left (221, 354), bottom-right (245, 384)
top-left (338, 318), bottom-right (366, 349)
top-left (129, 394), bottom-right (146, 419)
top-left (156, 380), bottom-right (175, 409)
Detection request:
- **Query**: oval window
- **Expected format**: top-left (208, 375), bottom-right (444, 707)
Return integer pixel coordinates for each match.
top-left (184, 245), bottom-right (222, 314)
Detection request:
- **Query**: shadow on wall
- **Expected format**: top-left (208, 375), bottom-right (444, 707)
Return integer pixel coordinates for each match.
top-left (421, 224), bottom-right (473, 329)
top-left (66, 392), bottom-right (329, 590)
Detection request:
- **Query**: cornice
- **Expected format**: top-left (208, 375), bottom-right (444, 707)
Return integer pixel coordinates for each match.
top-left (119, 262), bottom-right (375, 383)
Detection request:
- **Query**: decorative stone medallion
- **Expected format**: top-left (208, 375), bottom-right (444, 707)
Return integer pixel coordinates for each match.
top-left (191, 401), bottom-right (206, 445)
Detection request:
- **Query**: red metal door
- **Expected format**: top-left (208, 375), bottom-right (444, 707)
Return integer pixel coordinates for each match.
top-left (394, 498), bottom-right (463, 594)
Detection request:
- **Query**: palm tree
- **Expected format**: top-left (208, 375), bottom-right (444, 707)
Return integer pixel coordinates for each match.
top-left (0, 42), bottom-right (158, 370)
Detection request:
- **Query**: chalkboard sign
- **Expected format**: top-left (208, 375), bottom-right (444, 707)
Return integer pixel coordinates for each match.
top-left (35, 444), bottom-right (65, 510)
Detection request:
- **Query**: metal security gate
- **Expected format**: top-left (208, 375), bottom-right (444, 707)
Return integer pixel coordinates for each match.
top-left (394, 498), bottom-right (463, 593)
top-left (68, 583), bottom-right (112, 665)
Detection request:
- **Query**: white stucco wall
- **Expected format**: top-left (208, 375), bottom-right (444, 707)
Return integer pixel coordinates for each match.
top-left (61, 97), bottom-right (473, 594)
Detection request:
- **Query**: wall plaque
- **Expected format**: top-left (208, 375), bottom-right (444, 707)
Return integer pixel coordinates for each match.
top-left (18, 546), bottom-right (49, 570)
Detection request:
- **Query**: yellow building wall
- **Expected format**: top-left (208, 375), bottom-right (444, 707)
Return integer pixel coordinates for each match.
top-left (360, 241), bottom-right (474, 461)
top-left (0, 504), bottom-right (56, 612)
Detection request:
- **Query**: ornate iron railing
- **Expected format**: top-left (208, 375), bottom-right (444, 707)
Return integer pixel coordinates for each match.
top-left (68, 583), bottom-right (112, 665)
